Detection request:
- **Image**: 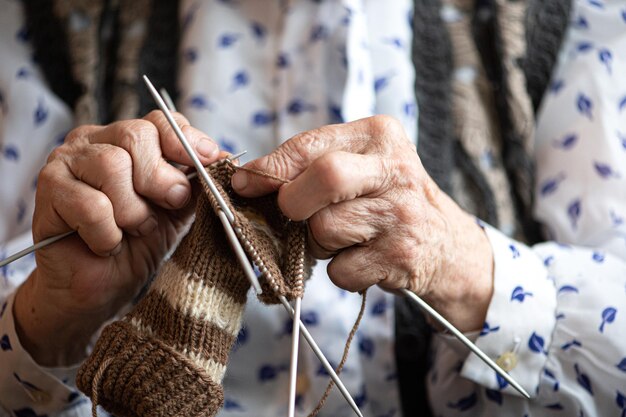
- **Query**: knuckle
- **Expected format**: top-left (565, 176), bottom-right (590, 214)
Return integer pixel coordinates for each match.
top-left (64, 125), bottom-right (91, 144)
top-left (115, 120), bottom-right (158, 148)
top-left (95, 145), bottom-right (133, 178)
top-left (81, 193), bottom-right (113, 227)
top-left (46, 145), bottom-right (67, 163)
top-left (274, 131), bottom-right (316, 169)
top-left (393, 200), bottom-right (417, 225)
top-left (144, 110), bottom-right (162, 121)
top-left (171, 112), bottom-right (190, 127)
top-left (313, 153), bottom-right (349, 200)
top-left (37, 161), bottom-right (64, 188)
top-left (290, 130), bottom-right (317, 150)
top-left (369, 115), bottom-right (405, 144)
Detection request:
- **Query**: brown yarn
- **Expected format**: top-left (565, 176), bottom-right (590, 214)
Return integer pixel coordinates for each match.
top-left (77, 160), bottom-right (313, 416)
top-left (308, 289), bottom-right (368, 417)
top-left (78, 157), bottom-right (370, 416)
top-left (207, 159), bottom-right (311, 304)
top-left (228, 161), bottom-right (371, 416)
top-left (91, 356), bottom-right (114, 417)
top-left (232, 165), bottom-right (291, 184)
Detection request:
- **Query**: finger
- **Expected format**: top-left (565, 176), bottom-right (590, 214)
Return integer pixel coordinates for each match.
top-left (326, 245), bottom-right (388, 293)
top-left (276, 152), bottom-right (390, 221)
top-left (307, 198), bottom-right (390, 259)
top-left (328, 234), bottom-right (424, 294)
top-left (143, 110), bottom-right (220, 164)
top-left (67, 144), bottom-right (157, 237)
top-left (231, 119), bottom-right (375, 197)
top-left (34, 161), bottom-right (123, 257)
top-left (90, 119), bottom-right (192, 209)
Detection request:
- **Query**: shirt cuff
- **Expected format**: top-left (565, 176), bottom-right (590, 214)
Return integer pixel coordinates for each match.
top-left (0, 291), bottom-right (86, 415)
top-left (459, 224), bottom-right (557, 397)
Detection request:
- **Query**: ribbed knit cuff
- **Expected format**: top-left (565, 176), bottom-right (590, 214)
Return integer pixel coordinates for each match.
top-left (77, 188), bottom-right (250, 416)
top-left (76, 161), bottom-right (312, 416)
top-left (76, 321), bottom-right (224, 417)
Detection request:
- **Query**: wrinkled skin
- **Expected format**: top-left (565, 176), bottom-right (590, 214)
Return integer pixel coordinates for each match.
top-left (14, 111), bottom-right (225, 366)
top-left (232, 115), bottom-right (494, 333)
top-left (15, 114), bottom-right (493, 367)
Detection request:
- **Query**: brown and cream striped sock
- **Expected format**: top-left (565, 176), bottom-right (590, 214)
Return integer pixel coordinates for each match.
top-left (76, 161), bottom-right (311, 417)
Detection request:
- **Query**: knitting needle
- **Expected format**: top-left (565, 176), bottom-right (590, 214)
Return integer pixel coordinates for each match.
top-left (155, 80), bottom-right (302, 417)
top-left (0, 153), bottom-right (246, 269)
top-left (226, 218), bottom-right (361, 416)
top-left (227, 224), bottom-right (362, 417)
top-left (400, 289), bottom-right (531, 398)
top-left (288, 296), bottom-right (302, 417)
top-left (159, 85), bottom-right (301, 417)
top-left (144, 75), bottom-right (363, 417)
top-left (279, 297), bottom-right (365, 416)
top-left (144, 77), bottom-right (234, 224)
top-left (160, 88), bottom-right (177, 112)
top-left (157, 85), bottom-right (304, 415)
top-left (0, 231), bottom-right (74, 267)
top-left (151, 80), bottom-right (529, 403)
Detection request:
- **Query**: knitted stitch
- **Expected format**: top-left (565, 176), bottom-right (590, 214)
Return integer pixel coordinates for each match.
top-left (53, 0), bottom-right (105, 125)
top-left (76, 162), bottom-right (311, 416)
top-left (446, 0), bottom-right (516, 232)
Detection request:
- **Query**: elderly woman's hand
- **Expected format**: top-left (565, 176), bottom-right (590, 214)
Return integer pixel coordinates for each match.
top-left (14, 112), bottom-right (223, 366)
top-left (232, 115), bottom-right (494, 332)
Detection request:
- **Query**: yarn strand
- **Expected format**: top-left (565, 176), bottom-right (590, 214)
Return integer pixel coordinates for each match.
top-left (91, 356), bottom-right (114, 417)
top-left (230, 163), bottom-right (290, 184)
top-left (308, 289), bottom-right (368, 417)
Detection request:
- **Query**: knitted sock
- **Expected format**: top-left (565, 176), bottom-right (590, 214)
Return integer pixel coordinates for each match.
top-left (76, 161), bottom-right (311, 416)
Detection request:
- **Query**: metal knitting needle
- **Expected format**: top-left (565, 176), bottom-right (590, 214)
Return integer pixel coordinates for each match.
top-left (159, 85), bottom-right (308, 416)
top-left (0, 231), bottom-right (74, 267)
top-left (144, 77), bottom-right (235, 224)
top-left (160, 88), bottom-right (177, 112)
top-left (400, 289), bottom-right (530, 398)
top-left (223, 216), bottom-right (361, 416)
top-left (287, 296), bottom-right (302, 417)
top-left (278, 297), bottom-right (365, 416)
top-left (144, 76), bottom-right (363, 417)
top-left (151, 78), bottom-right (528, 403)
top-left (0, 153), bottom-right (246, 269)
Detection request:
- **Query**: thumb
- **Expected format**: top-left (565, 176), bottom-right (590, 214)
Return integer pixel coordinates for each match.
top-left (231, 121), bottom-right (368, 197)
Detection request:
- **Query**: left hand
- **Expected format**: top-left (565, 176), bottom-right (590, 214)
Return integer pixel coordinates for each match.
top-left (232, 115), bottom-right (494, 332)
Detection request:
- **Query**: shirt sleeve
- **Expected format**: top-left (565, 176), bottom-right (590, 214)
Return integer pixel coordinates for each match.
top-left (0, 0), bottom-right (89, 414)
top-left (459, 224), bottom-right (557, 394)
top-left (428, 224), bottom-right (626, 416)
top-left (0, 290), bottom-right (92, 416)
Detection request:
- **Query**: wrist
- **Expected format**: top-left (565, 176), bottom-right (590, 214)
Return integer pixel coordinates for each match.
top-left (423, 194), bottom-right (494, 333)
top-left (14, 270), bottom-right (95, 366)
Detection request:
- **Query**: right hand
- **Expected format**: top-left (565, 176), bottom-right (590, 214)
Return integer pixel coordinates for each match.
top-left (14, 111), bottom-right (223, 366)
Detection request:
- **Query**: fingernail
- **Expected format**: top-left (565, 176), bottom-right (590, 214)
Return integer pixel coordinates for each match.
top-left (231, 171), bottom-right (248, 191)
top-left (110, 242), bottom-right (123, 256)
top-left (196, 138), bottom-right (218, 158)
top-left (166, 184), bottom-right (190, 208)
top-left (137, 216), bottom-right (158, 236)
